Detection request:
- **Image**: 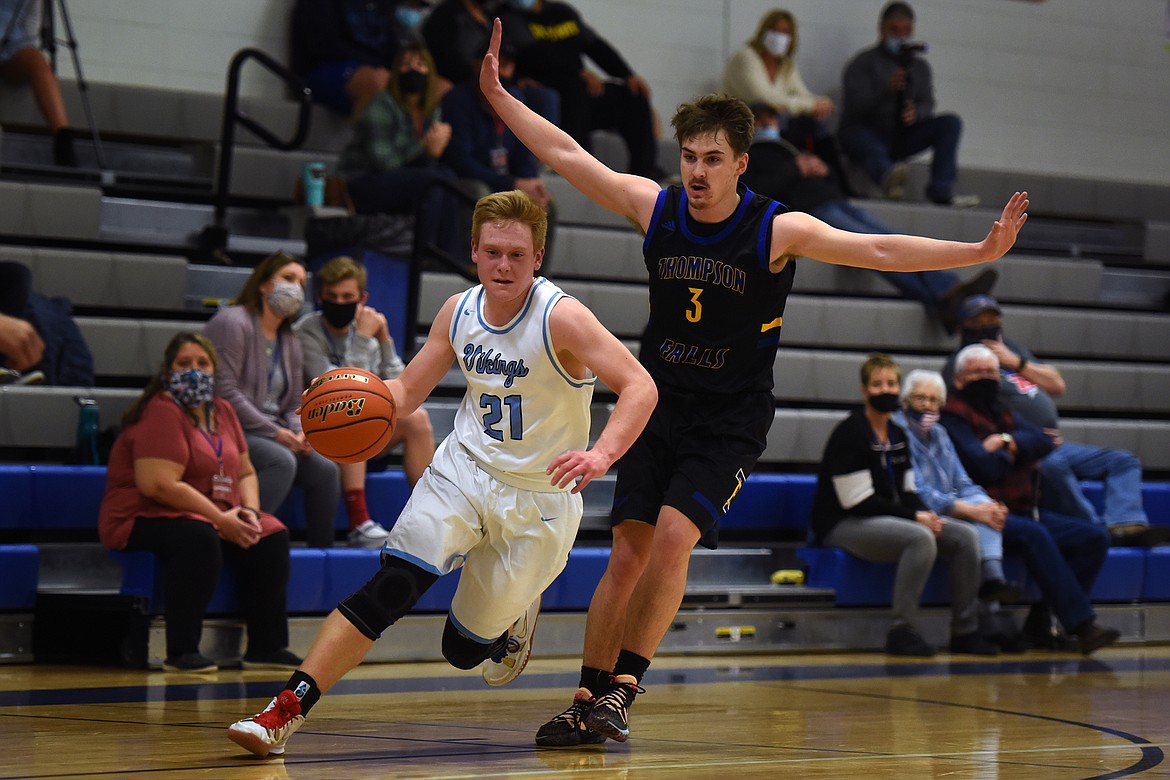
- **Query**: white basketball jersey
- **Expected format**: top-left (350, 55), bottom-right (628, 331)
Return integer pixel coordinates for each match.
top-left (449, 278), bottom-right (595, 492)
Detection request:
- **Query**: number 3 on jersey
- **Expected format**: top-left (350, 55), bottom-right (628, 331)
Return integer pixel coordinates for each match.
top-left (480, 393), bottom-right (523, 441)
top-left (686, 287), bottom-right (703, 322)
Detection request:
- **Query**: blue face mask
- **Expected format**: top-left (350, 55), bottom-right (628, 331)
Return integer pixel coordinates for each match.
top-left (755, 126), bottom-right (781, 143)
top-left (167, 369), bottom-right (215, 408)
top-left (396, 5), bottom-right (425, 30)
top-left (510, 0), bottom-right (536, 10)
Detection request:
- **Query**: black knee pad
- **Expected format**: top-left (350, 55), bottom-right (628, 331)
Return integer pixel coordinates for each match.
top-left (338, 555), bottom-right (438, 641)
top-left (441, 618), bottom-right (507, 670)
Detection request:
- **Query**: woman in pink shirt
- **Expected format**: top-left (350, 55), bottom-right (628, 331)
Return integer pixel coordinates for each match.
top-left (99, 332), bottom-right (300, 673)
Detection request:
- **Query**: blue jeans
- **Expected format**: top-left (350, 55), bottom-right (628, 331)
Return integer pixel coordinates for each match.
top-left (1039, 441), bottom-right (1148, 529)
top-left (839, 113), bottom-right (963, 202)
top-left (1002, 510), bottom-right (1109, 633)
top-left (811, 199), bottom-right (958, 317)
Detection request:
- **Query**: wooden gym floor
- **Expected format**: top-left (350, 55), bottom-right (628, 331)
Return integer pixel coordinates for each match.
top-left (3, 646), bottom-right (1169, 780)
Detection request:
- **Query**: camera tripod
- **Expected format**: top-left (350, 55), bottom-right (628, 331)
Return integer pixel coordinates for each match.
top-left (1, 0), bottom-right (108, 172)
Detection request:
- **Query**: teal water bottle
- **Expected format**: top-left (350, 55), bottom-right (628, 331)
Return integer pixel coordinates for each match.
top-left (75, 397), bottom-right (100, 465)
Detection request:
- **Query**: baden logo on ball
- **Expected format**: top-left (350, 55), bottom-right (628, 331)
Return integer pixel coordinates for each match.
top-left (300, 367), bottom-right (397, 464)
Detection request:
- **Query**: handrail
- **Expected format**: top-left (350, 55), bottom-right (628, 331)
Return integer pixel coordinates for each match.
top-left (201, 47), bottom-right (313, 256)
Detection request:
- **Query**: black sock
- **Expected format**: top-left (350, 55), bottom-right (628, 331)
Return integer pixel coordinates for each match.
top-left (284, 670), bottom-right (321, 716)
top-left (578, 665), bottom-right (609, 694)
top-left (613, 650), bottom-right (651, 685)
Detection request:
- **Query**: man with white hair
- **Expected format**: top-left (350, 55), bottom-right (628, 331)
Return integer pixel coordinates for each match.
top-left (941, 344), bottom-right (1119, 655)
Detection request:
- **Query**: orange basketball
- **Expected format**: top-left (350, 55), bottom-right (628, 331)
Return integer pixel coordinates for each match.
top-left (300, 367), bottom-right (397, 464)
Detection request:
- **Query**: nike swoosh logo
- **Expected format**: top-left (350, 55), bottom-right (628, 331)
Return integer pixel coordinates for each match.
top-left (541, 516), bottom-right (556, 523)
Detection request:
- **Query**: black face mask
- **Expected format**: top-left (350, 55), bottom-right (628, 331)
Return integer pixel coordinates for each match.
top-left (320, 300), bottom-right (358, 329)
top-left (960, 325), bottom-right (1002, 346)
top-left (398, 70), bottom-right (427, 96)
top-left (867, 392), bottom-right (901, 413)
top-left (960, 378), bottom-right (1000, 408)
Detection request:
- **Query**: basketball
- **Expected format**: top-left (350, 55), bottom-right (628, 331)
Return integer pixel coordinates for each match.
top-left (300, 367), bottom-right (397, 464)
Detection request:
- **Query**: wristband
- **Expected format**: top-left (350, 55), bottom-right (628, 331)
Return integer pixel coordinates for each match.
top-left (242, 506), bottom-right (261, 521)
top-left (1016, 357), bottom-right (1027, 372)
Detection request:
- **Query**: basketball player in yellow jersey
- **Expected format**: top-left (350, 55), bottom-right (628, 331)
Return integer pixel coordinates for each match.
top-left (226, 190), bottom-right (657, 758)
top-left (477, 20), bottom-right (1029, 744)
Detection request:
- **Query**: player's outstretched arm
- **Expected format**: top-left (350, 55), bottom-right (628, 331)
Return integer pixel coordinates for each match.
top-left (544, 297), bottom-right (657, 493)
top-left (479, 18), bottom-right (660, 230)
top-left (384, 296), bottom-right (458, 417)
top-left (772, 191), bottom-right (1030, 272)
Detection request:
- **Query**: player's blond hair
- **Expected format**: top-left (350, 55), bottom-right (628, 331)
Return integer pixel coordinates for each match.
top-left (471, 190), bottom-right (548, 252)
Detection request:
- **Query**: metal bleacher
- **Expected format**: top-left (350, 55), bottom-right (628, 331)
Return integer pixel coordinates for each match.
top-left (3, 76), bottom-right (1170, 666)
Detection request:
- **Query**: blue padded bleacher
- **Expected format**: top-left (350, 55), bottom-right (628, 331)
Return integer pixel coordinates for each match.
top-left (113, 549), bottom-right (330, 614)
top-left (1145, 548), bottom-right (1170, 600)
top-left (0, 545), bottom-right (38, 610)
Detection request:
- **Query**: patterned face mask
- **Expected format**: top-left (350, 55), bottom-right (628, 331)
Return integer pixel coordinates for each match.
top-left (167, 368), bottom-right (215, 408)
top-left (267, 280), bottom-right (305, 319)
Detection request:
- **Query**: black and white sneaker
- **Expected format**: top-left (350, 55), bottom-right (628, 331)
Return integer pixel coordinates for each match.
top-left (535, 687), bottom-right (606, 747)
top-left (584, 675), bottom-right (644, 742)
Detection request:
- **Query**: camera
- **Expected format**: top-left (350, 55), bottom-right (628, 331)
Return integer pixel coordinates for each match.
top-left (896, 41), bottom-right (928, 66)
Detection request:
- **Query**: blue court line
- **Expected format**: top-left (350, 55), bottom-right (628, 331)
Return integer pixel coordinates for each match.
top-left (2, 654), bottom-right (1167, 708)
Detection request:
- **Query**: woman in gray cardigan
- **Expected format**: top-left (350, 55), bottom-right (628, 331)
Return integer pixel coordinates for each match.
top-left (203, 252), bottom-right (340, 547)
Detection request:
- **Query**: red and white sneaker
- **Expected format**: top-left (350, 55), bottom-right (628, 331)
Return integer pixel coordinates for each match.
top-left (227, 690), bottom-right (305, 757)
top-left (482, 595), bottom-right (541, 686)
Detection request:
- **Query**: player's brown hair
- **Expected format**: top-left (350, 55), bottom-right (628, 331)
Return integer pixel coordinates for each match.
top-left (316, 255), bottom-right (369, 294)
top-left (671, 94), bottom-right (756, 158)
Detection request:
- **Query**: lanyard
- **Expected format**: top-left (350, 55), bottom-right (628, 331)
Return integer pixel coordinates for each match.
top-left (320, 318), bottom-right (353, 368)
top-left (195, 407), bottom-right (224, 472)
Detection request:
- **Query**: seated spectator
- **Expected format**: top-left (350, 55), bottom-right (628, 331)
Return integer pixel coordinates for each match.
top-left (203, 252), bottom-right (341, 548)
top-left (897, 369), bottom-right (1018, 605)
top-left (944, 294), bottom-right (1169, 548)
top-left (838, 2), bottom-right (976, 207)
top-left (293, 256), bottom-right (435, 548)
top-left (423, 0), bottom-right (560, 123)
top-left (337, 42), bottom-right (465, 259)
top-left (740, 104), bottom-right (996, 334)
top-left (0, 261), bottom-right (44, 382)
top-left (720, 9), bottom-right (849, 191)
top-left (98, 332), bottom-right (302, 673)
top-left (501, 0), bottom-right (665, 181)
top-left (289, 0), bottom-right (430, 119)
top-left (942, 344), bottom-right (1120, 654)
top-left (441, 44), bottom-right (552, 209)
top-left (811, 353), bottom-right (995, 657)
top-left (0, 0), bottom-right (75, 165)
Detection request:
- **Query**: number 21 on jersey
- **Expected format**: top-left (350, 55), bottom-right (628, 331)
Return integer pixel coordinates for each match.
top-left (480, 393), bottom-right (523, 441)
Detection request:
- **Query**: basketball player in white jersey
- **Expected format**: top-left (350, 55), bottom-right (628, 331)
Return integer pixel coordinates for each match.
top-left (226, 190), bottom-right (657, 758)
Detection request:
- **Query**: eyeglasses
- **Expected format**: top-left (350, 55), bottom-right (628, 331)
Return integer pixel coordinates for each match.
top-left (908, 393), bottom-right (942, 407)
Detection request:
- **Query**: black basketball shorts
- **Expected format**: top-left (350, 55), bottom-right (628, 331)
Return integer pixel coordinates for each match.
top-left (610, 389), bottom-right (774, 549)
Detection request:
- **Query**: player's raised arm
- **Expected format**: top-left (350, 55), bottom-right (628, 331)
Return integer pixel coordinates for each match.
top-left (384, 295), bottom-right (459, 417)
top-left (479, 18), bottom-right (660, 230)
top-left (770, 191), bottom-right (1029, 272)
top-left (544, 297), bottom-right (657, 493)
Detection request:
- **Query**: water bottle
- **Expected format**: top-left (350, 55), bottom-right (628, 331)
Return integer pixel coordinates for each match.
top-left (303, 162), bottom-right (327, 208)
top-left (75, 396), bottom-right (100, 465)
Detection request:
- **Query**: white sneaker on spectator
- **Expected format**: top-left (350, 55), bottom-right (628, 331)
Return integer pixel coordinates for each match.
top-left (934, 193), bottom-right (981, 208)
top-left (347, 519), bottom-right (390, 548)
top-left (881, 162), bottom-right (908, 200)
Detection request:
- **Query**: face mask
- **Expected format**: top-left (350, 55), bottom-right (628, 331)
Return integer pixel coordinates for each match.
top-left (762, 31), bottom-right (791, 58)
top-left (960, 325), bottom-right (1002, 346)
top-left (167, 368), bottom-right (215, 408)
top-left (321, 300), bottom-right (358, 329)
top-left (754, 126), bottom-right (781, 143)
top-left (266, 280), bottom-right (304, 319)
top-left (867, 392), bottom-right (901, 413)
top-left (395, 5), bottom-right (425, 30)
top-left (960, 377), bottom-right (1000, 408)
top-left (509, 0), bottom-right (536, 10)
top-left (903, 406), bottom-right (939, 434)
top-left (398, 69), bottom-right (428, 96)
